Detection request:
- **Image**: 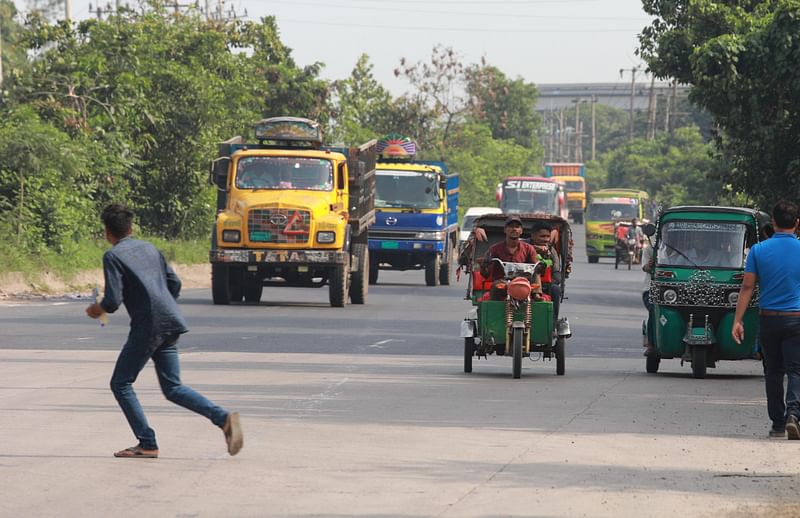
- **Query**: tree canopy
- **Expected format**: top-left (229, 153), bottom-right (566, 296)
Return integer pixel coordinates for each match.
top-left (639, 0), bottom-right (800, 207)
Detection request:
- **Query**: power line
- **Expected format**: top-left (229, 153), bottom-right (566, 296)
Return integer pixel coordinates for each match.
top-left (265, 0), bottom-right (649, 21)
top-left (275, 18), bottom-right (643, 33)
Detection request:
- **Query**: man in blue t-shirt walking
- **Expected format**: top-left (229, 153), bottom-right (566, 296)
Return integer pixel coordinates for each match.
top-left (733, 200), bottom-right (800, 439)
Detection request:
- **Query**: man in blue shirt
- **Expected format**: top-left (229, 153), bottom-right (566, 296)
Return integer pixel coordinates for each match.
top-left (733, 200), bottom-right (800, 439)
top-left (86, 204), bottom-right (243, 458)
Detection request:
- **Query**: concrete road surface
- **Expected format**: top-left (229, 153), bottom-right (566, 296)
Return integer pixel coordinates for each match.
top-left (1, 225), bottom-right (799, 517)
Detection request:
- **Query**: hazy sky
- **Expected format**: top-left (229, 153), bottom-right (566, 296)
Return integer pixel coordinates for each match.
top-left (66, 0), bottom-right (653, 95)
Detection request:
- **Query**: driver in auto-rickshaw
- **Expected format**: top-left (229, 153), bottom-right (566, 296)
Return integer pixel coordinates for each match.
top-left (478, 215), bottom-right (541, 301)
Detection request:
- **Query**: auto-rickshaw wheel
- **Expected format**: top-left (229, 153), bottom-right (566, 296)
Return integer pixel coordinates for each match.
top-left (614, 253), bottom-right (619, 269)
top-left (627, 250), bottom-right (632, 270)
top-left (646, 353), bottom-right (660, 373)
top-left (464, 337), bottom-right (474, 373)
top-left (555, 337), bottom-right (565, 376)
top-left (512, 328), bottom-right (523, 379)
top-left (691, 345), bottom-right (707, 379)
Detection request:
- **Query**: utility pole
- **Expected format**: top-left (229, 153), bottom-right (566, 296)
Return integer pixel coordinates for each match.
top-left (574, 98), bottom-right (581, 162)
top-left (558, 109), bottom-right (565, 161)
top-left (0, 9), bottom-right (4, 90)
top-left (647, 74), bottom-right (656, 140)
top-left (591, 95), bottom-right (597, 161)
top-left (670, 81), bottom-right (678, 133)
top-left (663, 83), bottom-right (671, 133)
top-left (620, 67), bottom-right (638, 141)
top-left (548, 112), bottom-right (554, 163)
top-left (65, 0), bottom-right (72, 21)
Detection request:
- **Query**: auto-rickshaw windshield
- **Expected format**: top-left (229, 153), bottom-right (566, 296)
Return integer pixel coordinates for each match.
top-left (657, 221), bottom-right (747, 268)
top-left (375, 170), bottom-right (440, 209)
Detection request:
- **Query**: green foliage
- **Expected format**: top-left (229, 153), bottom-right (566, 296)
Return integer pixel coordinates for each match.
top-left (447, 122), bottom-right (542, 210)
top-left (465, 64), bottom-right (542, 149)
top-left (600, 127), bottom-right (724, 207)
top-left (0, 105), bottom-right (95, 251)
top-left (328, 54), bottom-right (392, 145)
top-left (639, 0), bottom-right (800, 206)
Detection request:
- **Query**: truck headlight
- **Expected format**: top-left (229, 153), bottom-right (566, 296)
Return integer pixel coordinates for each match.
top-left (316, 231), bottom-right (336, 243)
top-left (222, 230), bottom-right (241, 242)
top-left (415, 231), bottom-right (444, 240)
top-left (662, 288), bottom-right (678, 304)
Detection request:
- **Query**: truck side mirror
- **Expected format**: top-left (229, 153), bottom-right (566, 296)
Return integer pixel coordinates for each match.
top-left (643, 223), bottom-right (656, 237)
top-left (210, 157), bottom-right (230, 190)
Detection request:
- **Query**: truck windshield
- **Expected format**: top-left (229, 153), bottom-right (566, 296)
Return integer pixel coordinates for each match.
top-left (657, 221), bottom-right (747, 268)
top-left (375, 170), bottom-right (440, 209)
top-left (235, 157), bottom-right (333, 191)
top-left (588, 201), bottom-right (638, 220)
top-left (502, 190), bottom-right (557, 214)
top-left (562, 181), bottom-right (584, 192)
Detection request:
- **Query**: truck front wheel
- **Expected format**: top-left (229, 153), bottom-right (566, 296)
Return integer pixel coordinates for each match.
top-left (425, 254), bottom-right (440, 287)
top-left (329, 258), bottom-right (350, 308)
top-left (212, 264), bottom-right (231, 305)
top-left (439, 243), bottom-right (454, 286)
top-left (349, 243), bottom-right (368, 304)
top-left (369, 255), bottom-right (379, 285)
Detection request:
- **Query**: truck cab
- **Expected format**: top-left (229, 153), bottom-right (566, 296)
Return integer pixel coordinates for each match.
top-left (544, 163), bottom-right (586, 224)
top-left (368, 135), bottom-right (459, 287)
top-left (209, 117), bottom-right (376, 307)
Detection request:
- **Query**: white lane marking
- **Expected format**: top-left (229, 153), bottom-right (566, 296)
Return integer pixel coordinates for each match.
top-left (367, 338), bottom-right (406, 349)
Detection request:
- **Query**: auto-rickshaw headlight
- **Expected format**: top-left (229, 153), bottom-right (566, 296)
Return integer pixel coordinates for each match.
top-left (727, 291), bottom-right (739, 304)
top-left (663, 288), bottom-right (678, 304)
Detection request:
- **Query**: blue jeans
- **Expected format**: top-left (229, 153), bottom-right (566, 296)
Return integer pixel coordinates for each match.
top-left (110, 334), bottom-right (229, 450)
top-left (759, 316), bottom-right (800, 429)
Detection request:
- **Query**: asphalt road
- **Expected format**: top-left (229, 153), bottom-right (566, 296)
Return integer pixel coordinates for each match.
top-left (0, 224), bottom-right (650, 362)
top-left (4, 224), bottom-right (797, 518)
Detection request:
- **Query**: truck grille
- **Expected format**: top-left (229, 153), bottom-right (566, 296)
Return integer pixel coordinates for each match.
top-left (248, 208), bottom-right (311, 244)
top-left (567, 200), bottom-right (583, 209)
top-left (369, 230), bottom-right (417, 240)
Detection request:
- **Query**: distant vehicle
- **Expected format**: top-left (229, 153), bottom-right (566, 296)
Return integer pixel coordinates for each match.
top-left (585, 188), bottom-right (652, 263)
top-left (459, 207), bottom-right (502, 243)
top-left (544, 163), bottom-right (586, 224)
top-left (496, 176), bottom-right (567, 219)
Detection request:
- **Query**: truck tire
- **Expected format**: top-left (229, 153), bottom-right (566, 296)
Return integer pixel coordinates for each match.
top-left (369, 255), bottom-right (379, 285)
top-left (211, 264), bottom-right (231, 305)
top-left (349, 243), bottom-right (368, 304)
top-left (329, 258), bottom-right (350, 308)
top-left (243, 281), bottom-right (263, 303)
top-left (439, 243), bottom-right (454, 286)
top-left (425, 254), bottom-right (440, 287)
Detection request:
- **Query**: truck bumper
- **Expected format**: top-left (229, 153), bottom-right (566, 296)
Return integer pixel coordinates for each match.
top-left (368, 239), bottom-right (444, 253)
top-left (210, 248), bottom-right (348, 265)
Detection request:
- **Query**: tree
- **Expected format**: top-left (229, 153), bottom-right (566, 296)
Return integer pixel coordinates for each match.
top-left (447, 122), bottom-right (542, 210)
top-left (465, 63), bottom-right (542, 149)
top-left (601, 126), bottom-right (724, 207)
top-left (328, 54), bottom-right (391, 145)
top-left (639, 0), bottom-right (800, 206)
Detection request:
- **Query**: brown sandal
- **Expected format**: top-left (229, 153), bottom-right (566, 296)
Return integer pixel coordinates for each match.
top-left (114, 445), bottom-right (159, 458)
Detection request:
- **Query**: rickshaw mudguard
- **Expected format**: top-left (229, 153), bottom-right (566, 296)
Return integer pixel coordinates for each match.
top-left (715, 309), bottom-right (759, 359)
top-left (479, 300), bottom-right (508, 346)
top-left (531, 301), bottom-right (554, 346)
top-left (654, 306), bottom-right (686, 357)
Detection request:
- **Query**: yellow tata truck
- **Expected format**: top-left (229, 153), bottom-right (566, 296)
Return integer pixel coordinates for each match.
top-left (208, 117), bottom-right (376, 307)
top-left (544, 162), bottom-right (586, 224)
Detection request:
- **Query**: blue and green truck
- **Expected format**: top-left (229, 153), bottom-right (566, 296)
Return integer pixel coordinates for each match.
top-left (368, 135), bottom-right (459, 286)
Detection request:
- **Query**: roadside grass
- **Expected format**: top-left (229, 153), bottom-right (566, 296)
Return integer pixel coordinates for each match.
top-left (0, 236), bottom-right (208, 290)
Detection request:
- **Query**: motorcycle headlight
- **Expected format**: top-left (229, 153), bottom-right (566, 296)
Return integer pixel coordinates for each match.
top-left (316, 231), bottom-right (336, 244)
top-left (727, 291), bottom-right (739, 304)
top-left (662, 288), bottom-right (678, 304)
top-left (222, 230), bottom-right (240, 243)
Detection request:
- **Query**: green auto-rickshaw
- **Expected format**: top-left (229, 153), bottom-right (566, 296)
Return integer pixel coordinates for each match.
top-left (459, 213), bottom-right (573, 379)
top-left (642, 206), bottom-right (771, 378)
